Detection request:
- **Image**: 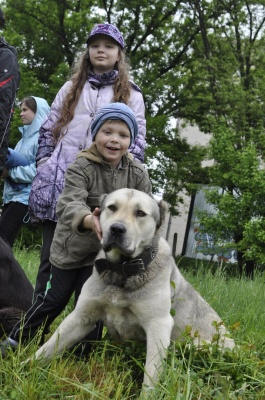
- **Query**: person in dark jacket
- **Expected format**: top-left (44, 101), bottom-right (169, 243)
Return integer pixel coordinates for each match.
top-left (0, 103), bottom-right (151, 358)
top-left (0, 8), bottom-right (20, 176)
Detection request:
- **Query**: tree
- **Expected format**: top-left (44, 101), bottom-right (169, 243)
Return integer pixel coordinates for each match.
top-left (177, 0), bottom-right (265, 276)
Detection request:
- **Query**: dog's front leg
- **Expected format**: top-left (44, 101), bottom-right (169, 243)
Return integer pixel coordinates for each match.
top-left (34, 308), bottom-right (97, 361)
top-left (143, 316), bottom-right (174, 388)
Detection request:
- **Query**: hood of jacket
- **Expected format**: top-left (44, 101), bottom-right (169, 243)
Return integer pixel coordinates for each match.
top-left (77, 142), bottom-right (134, 166)
top-left (19, 96), bottom-right (50, 139)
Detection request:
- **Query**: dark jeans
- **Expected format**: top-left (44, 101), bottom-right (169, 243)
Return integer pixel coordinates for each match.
top-left (34, 220), bottom-right (56, 298)
top-left (0, 202), bottom-right (28, 247)
top-left (10, 264), bottom-right (103, 346)
top-left (34, 220), bottom-right (90, 307)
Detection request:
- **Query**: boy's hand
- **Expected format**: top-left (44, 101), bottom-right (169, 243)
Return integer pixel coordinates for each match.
top-left (83, 208), bottom-right (102, 240)
top-left (92, 207), bottom-right (102, 240)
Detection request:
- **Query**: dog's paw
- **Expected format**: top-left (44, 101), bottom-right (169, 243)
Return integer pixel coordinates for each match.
top-left (139, 385), bottom-right (155, 400)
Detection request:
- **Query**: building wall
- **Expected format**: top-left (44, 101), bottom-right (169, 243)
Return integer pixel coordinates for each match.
top-left (160, 196), bottom-right (190, 256)
top-left (160, 122), bottom-right (211, 256)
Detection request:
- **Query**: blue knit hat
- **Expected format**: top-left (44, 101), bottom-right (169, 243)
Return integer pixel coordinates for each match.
top-left (91, 103), bottom-right (138, 145)
top-left (86, 23), bottom-right (125, 48)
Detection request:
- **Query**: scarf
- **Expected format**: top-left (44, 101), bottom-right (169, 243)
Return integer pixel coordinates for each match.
top-left (88, 70), bottom-right (118, 87)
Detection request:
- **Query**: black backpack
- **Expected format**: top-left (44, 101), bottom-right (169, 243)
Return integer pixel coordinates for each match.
top-left (0, 37), bottom-right (20, 170)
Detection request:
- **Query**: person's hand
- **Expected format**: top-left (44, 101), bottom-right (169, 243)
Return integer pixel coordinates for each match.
top-left (83, 208), bottom-right (102, 240)
top-left (91, 207), bottom-right (102, 240)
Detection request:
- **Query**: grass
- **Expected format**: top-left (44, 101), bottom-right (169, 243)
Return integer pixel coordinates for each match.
top-left (0, 248), bottom-right (265, 399)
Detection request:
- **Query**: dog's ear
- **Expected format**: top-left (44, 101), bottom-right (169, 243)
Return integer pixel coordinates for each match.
top-left (156, 199), bottom-right (168, 229)
top-left (99, 193), bottom-right (108, 209)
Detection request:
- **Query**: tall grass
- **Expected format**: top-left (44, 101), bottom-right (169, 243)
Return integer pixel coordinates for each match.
top-left (0, 248), bottom-right (264, 399)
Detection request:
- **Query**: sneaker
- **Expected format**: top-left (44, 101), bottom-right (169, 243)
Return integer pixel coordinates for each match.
top-left (0, 338), bottom-right (18, 358)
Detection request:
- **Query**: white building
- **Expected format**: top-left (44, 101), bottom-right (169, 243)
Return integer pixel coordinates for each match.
top-left (160, 122), bottom-right (212, 257)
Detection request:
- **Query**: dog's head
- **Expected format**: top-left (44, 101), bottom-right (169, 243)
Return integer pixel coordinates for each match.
top-left (99, 189), bottom-right (167, 262)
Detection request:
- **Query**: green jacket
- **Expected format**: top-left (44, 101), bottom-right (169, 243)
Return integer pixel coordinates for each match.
top-left (50, 143), bottom-right (152, 269)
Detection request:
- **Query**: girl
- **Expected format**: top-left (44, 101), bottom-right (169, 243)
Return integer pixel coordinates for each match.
top-left (0, 97), bottom-right (50, 247)
top-left (28, 23), bottom-right (146, 297)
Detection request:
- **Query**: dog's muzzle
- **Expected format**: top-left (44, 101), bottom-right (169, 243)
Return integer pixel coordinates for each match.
top-left (110, 223), bottom-right (126, 237)
top-left (102, 222), bottom-right (131, 253)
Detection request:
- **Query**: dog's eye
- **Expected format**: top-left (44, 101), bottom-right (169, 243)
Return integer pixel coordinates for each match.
top-left (137, 210), bottom-right (146, 217)
top-left (108, 205), bottom-right (117, 212)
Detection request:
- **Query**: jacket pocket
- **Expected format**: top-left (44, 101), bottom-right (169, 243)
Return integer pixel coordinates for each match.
top-left (50, 225), bottom-right (100, 268)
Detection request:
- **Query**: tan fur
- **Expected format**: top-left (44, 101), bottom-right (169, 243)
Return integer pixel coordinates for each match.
top-left (34, 189), bottom-right (235, 390)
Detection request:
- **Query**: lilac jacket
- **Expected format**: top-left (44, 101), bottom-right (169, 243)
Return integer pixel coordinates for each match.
top-left (28, 79), bottom-right (146, 222)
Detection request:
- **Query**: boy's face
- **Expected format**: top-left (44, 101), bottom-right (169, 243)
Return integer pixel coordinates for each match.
top-left (94, 120), bottom-right (131, 169)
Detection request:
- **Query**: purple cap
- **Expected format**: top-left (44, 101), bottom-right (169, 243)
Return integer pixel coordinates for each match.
top-left (86, 23), bottom-right (125, 48)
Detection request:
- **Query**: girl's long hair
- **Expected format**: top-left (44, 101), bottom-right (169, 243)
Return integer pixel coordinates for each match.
top-left (52, 47), bottom-right (131, 142)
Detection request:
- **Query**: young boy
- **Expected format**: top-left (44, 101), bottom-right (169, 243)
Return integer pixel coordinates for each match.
top-left (0, 102), bottom-right (152, 357)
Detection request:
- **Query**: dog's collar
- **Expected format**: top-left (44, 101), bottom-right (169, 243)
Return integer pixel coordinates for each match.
top-left (95, 240), bottom-right (159, 277)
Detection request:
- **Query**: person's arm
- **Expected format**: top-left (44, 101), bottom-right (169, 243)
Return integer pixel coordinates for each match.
top-left (55, 158), bottom-right (101, 237)
top-left (8, 140), bottom-right (38, 183)
top-left (36, 82), bottom-right (71, 164)
top-left (0, 47), bottom-right (19, 172)
top-left (5, 148), bottom-right (29, 168)
top-left (128, 89), bottom-right (146, 163)
top-left (8, 161), bottom-right (37, 183)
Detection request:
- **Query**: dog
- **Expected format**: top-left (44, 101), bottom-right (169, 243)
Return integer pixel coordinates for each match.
top-left (34, 188), bottom-right (235, 389)
top-left (0, 237), bottom-right (34, 337)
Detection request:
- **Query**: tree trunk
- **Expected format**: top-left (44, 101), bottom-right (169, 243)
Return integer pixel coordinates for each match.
top-left (237, 250), bottom-right (244, 277)
top-left (245, 260), bottom-right (255, 280)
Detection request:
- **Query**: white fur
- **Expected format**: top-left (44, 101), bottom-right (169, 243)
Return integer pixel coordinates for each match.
top-left (34, 189), bottom-right (235, 389)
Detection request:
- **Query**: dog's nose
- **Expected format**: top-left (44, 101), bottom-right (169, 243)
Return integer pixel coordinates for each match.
top-left (110, 223), bottom-right (126, 236)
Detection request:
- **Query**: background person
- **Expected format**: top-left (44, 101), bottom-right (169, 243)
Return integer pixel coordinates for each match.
top-left (0, 8), bottom-right (20, 176)
top-left (28, 23), bottom-right (147, 300)
top-left (0, 102), bottom-right (151, 357)
top-left (0, 97), bottom-right (50, 247)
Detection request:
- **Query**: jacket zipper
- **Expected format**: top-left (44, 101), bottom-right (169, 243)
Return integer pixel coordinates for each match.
top-left (113, 170), bottom-right (118, 188)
